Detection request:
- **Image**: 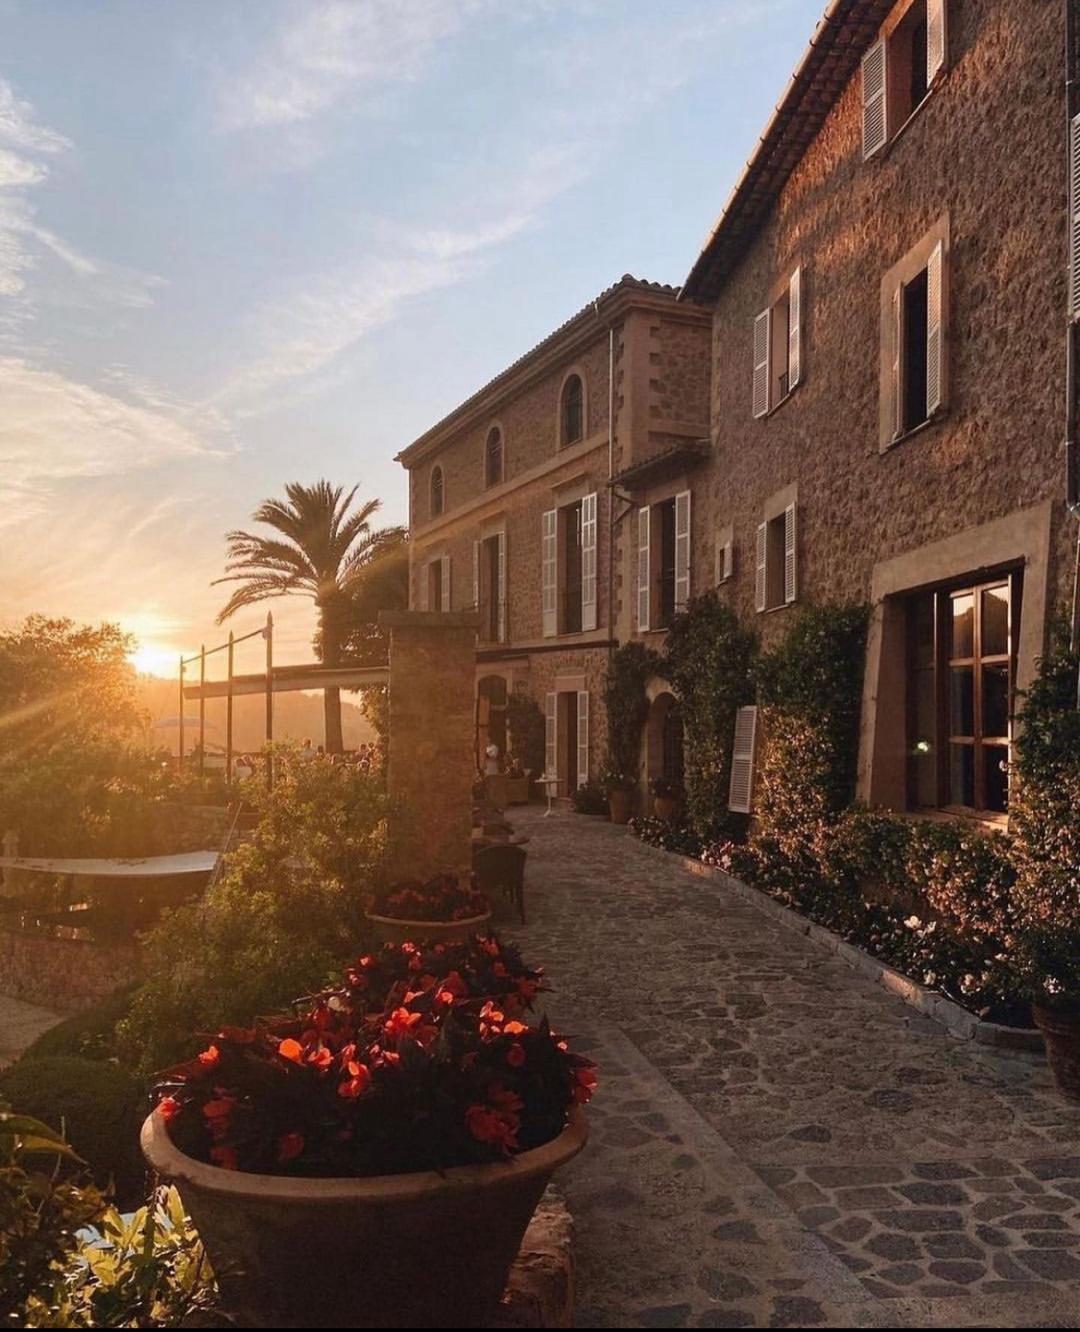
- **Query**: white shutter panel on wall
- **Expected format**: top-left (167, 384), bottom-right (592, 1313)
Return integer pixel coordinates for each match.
top-left (755, 522), bottom-right (767, 613)
top-left (891, 283), bottom-right (904, 439)
top-left (674, 490), bottom-right (691, 614)
top-left (496, 531), bottom-right (507, 642)
top-left (728, 705), bottom-right (759, 814)
top-left (752, 309), bottom-right (771, 418)
top-left (784, 503), bottom-right (797, 605)
top-left (1071, 114), bottom-right (1080, 320)
top-left (861, 38), bottom-right (887, 160)
top-left (472, 540), bottom-right (481, 612)
top-left (637, 506), bottom-right (651, 631)
top-left (418, 561), bottom-right (429, 611)
top-left (927, 0), bottom-right (947, 86)
top-left (544, 691), bottom-right (557, 782)
top-left (541, 510), bottom-right (557, 637)
top-left (581, 492), bottom-right (598, 632)
top-left (926, 241), bottom-right (944, 417)
top-left (441, 556), bottom-right (452, 611)
top-left (787, 267), bottom-right (802, 390)
top-left (576, 691), bottom-right (589, 787)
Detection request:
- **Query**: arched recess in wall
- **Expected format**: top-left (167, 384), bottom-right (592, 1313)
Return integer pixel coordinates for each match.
top-left (645, 689), bottom-right (684, 792)
top-left (476, 673), bottom-right (509, 767)
top-left (558, 369), bottom-right (587, 449)
top-left (484, 423), bottom-right (505, 488)
top-left (430, 464), bottom-right (445, 518)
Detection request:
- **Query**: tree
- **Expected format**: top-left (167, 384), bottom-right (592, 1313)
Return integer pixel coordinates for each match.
top-left (214, 482), bottom-right (403, 752)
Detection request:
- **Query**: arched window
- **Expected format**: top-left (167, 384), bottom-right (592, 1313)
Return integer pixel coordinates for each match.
top-left (430, 465), bottom-right (444, 518)
top-left (561, 374), bottom-right (584, 447)
top-left (485, 427), bottom-right (503, 488)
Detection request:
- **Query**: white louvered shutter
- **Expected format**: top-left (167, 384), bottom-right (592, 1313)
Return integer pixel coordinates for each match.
top-left (784, 503), bottom-right (797, 605)
top-left (637, 507), bottom-right (651, 631)
top-left (1071, 114), bottom-right (1080, 320)
top-left (926, 241), bottom-right (944, 417)
top-left (715, 538), bottom-right (733, 585)
top-left (755, 522), bottom-right (767, 613)
top-left (496, 532), bottom-right (507, 642)
top-left (674, 490), bottom-right (691, 614)
top-left (418, 561), bottom-right (429, 611)
top-left (576, 691), bottom-right (589, 787)
top-left (440, 555), bottom-right (452, 611)
top-left (472, 540), bottom-right (481, 612)
top-left (728, 705), bottom-right (759, 814)
top-left (861, 39), bottom-right (887, 160)
top-left (927, 0), bottom-right (947, 86)
top-left (891, 283), bottom-right (904, 439)
top-left (544, 691), bottom-right (557, 782)
top-left (752, 309), bottom-right (771, 418)
top-left (541, 510), bottom-right (557, 637)
top-left (723, 541), bottom-right (733, 581)
top-left (787, 267), bottom-right (802, 390)
top-left (581, 492), bottom-right (598, 632)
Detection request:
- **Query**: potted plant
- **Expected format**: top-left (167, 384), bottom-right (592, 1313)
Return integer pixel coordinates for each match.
top-left (601, 768), bottom-right (637, 825)
top-left (1017, 926), bottom-right (1080, 1100)
top-left (142, 941), bottom-right (595, 1328)
top-left (649, 775), bottom-right (682, 823)
top-left (366, 872), bottom-right (492, 946)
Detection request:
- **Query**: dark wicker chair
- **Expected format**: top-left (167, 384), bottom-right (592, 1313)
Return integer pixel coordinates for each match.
top-left (473, 843), bottom-right (528, 924)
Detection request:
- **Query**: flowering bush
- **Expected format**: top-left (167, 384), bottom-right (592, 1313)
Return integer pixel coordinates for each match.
top-left (700, 838), bottom-right (760, 881)
top-left (151, 943), bottom-right (595, 1178)
top-left (629, 815), bottom-right (703, 858)
top-left (372, 873), bottom-right (490, 923)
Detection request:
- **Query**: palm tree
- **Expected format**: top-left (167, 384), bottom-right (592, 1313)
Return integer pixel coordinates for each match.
top-left (214, 481), bottom-right (403, 753)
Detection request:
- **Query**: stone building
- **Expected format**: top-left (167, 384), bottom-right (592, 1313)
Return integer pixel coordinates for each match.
top-left (395, 277), bottom-right (711, 793)
top-left (400, 0), bottom-right (1079, 824)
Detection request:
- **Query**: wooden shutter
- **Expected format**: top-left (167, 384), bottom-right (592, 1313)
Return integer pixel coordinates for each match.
top-left (783, 503), bottom-right (797, 605)
top-left (674, 490), bottom-right (691, 614)
top-left (728, 705), bottom-right (758, 814)
top-left (440, 555), bottom-right (452, 611)
top-left (1071, 114), bottom-right (1080, 321)
top-left (576, 690), bottom-right (589, 787)
top-left (891, 282), bottom-right (904, 440)
top-left (926, 241), bottom-right (944, 417)
top-left (927, 0), bottom-right (947, 86)
top-left (637, 506), bottom-right (651, 631)
top-left (861, 38), bottom-right (887, 160)
top-left (541, 510), bottom-right (557, 637)
top-left (544, 691), bottom-right (557, 781)
top-left (722, 540), bottom-right (733, 581)
top-left (496, 532), bottom-right (507, 641)
top-left (472, 540), bottom-right (481, 612)
top-left (787, 266), bottom-right (802, 390)
top-left (752, 309), bottom-right (771, 418)
top-left (418, 561), bottom-right (429, 611)
top-left (581, 492), bottom-right (598, 632)
top-left (715, 538), bottom-right (733, 585)
top-left (755, 522), bottom-right (767, 613)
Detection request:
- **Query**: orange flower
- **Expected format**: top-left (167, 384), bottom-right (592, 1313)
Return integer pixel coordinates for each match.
top-left (198, 1045), bottom-right (220, 1069)
top-left (338, 1060), bottom-right (372, 1099)
top-left (202, 1096), bottom-right (236, 1141)
top-left (278, 1038), bottom-right (304, 1064)
top-left (276, 1131), bottom-right (305, 1164)
top-left (306, 1044), bottom-right (334, 1073)
top-left (504, 1020), bottom-right (527, 1036)
top-left (383, 1007), bottom-right (422, 1041)
top-left (573, 1066), bottom-right (598, 1104)
top-left (156, 1095), bottom-right (180, 1122)
top-left (209, 1144), bottom-right (239, 1171)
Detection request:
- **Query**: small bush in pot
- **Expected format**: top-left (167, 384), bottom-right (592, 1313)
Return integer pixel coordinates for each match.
top-left (570, 780), bottom-right (608, 815)
top-left (601, 766), bottom-right (637, 824)
top-left (649, 775), bottom-right (682, 822)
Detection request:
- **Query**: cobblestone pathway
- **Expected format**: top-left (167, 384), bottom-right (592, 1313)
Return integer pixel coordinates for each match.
top-left (507, 806), bottom-right (1080, 1329)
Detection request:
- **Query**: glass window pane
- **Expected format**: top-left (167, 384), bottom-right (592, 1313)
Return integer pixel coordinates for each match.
top-left (912, 593), bottom-right (935, 668)
top-left (983, 745), bottom-right (1009, 813)
top-left (983, 663), bottom-right (1010, 738)
top-left (949, 744), bottom-right (975, 807)
top-left (950, 593), bottom-right (974, 658)
top-left (981, 584), bottom-right (1009, 657)
top-left (949, 666), bottom-right (974, 736)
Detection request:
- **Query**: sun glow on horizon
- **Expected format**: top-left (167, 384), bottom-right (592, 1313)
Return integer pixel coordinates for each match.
top-left (127, 642), bottom-right (179, 678)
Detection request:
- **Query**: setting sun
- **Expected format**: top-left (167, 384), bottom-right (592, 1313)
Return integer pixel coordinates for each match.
top-left (127, 642), bottom-right (177, 678)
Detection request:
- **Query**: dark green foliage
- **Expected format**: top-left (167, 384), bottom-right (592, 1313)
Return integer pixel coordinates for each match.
top-left (604, 642), bottom-right (662, 781)
top-left (570, 781), bottom-right (608, 815)
top-left (628, 815), bottom-right (704, 858)
top-left (20, 987), bottom-right (136, 1064)
top-left (663, 593), bottom-right (757, 840)
top-left (0, 1058), bottom-right (145, 1210)
top-left (507, 690), bottom-right (546, 776)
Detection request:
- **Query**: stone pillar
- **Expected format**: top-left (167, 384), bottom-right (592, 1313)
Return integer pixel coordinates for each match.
top-left (379, 611), bottom-right (479, 882)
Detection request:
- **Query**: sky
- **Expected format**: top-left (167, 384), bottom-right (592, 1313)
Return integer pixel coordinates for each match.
top-left (0, 0), bottom-right (821, 676)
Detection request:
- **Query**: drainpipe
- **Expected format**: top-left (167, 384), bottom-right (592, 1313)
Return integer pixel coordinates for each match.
top-left (1067, 0), bottom-right (1080, 698)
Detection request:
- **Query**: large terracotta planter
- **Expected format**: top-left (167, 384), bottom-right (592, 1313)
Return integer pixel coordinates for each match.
top-left (365, 910), bottom-right (492, 947)
top-left (608, 790), bottom-right (634, 825)
top-left (141, 1107), bottom-right (587, 1328)
top-left (1033, 1004), bottom-right (1080, 1101)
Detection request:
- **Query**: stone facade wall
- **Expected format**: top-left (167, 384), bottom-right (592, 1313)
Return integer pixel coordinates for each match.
top-left (0, 930), bottom-right (140, 1013)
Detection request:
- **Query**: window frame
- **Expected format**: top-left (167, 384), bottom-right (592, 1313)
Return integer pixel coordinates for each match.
top-left (880, 216), bottom-right (949, 451)
top-left (429, 465), bottom-right (445, 519)
top-left (862, 0), bottom-right (948, 161)
top-left (484, 424), bottom-right (505, 489)
top-left (558, 370), bottom-right (587, 449)
top-left (752, 266), bottom-right (802, 419)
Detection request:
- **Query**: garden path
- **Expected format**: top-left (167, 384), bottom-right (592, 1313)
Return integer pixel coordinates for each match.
top-left (0, 993), bottom-right (60, 1067)
top-left (509, 805), bottom-right (1080, 1329)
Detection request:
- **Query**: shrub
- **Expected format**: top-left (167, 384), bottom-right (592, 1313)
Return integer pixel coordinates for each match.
top-left (507, 690), bottom-right (546, 777)
top-left (20, 986), bottom-right (137, 1064)
top-left (903, 821), bottom-right (1015, 943)
top-left (629, 815), bottom-right (703, 858)
top-left (664, 593), bottom-right (757, 840)
top-left (604, 642), bottom-right (662, 780)
top-left (0, 1058), bottom-right (145, 1210)
top-left (570, 781), bottom-right (608, 815)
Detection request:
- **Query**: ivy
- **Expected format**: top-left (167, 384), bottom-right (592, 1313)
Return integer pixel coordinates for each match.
top-left (506, 690), bottom-right (546, 776)
top-left (603, 642), bottom-right (662, 782)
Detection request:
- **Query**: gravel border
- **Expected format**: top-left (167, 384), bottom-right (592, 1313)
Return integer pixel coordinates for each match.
top-left (629, 835), bottom-right (1043, 1053)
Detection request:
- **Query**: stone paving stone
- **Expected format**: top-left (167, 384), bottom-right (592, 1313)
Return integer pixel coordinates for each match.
top-left (510, 807), bottom-right (1080, 1326)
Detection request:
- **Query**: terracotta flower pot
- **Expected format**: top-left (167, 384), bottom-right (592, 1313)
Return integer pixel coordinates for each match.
top-left (365, 910), bottom-right (492, 947)
top-left (608, 789), bottom-right (634, 825)
top-left (653, 795), bottom-right (680, 822)
top-left (141, 1107), bottom-right (587, 1329)
top-left (1033, 1003), bottom-right (1080, 1101)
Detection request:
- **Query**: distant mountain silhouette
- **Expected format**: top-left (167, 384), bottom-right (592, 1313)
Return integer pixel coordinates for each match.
top-left (136, 675), bottom-right (377, 754)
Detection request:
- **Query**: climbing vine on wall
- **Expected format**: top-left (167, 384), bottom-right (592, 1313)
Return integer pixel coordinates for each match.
top-left (603, 641), bottom-right (662, 781)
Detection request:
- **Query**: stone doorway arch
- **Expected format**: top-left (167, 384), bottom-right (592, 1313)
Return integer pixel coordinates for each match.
top-left (646, 690), bottom-right (685, 793)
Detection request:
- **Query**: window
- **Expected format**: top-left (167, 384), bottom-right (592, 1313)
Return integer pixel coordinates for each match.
top-left (473, 533), bottom-right (506, 642)
top-left (862, 0), bottom-right (947, 159)
top-left (752, 268), bottom-right (801, 418)
top-left (545, 688), bottom-right (590, 792)
top-left (560, 374), bottom-right (584, 447)
top-left (755, 503), bottom-right (796, 613)
top-left (883, 231), bottom-right (945, 444)
top-left (541, 494), bottom-right (598, 636)
top-left (427, 558), bottom-right (448, 611)
top-left (636, 491), bottom-right (691, 631)
top-left (715, 534), bottom-right (734, 585)
top-left (484, 427), bottom-right (503, 488)
top-left (430, 465), bottom-right (444, 518)
top-left (906, 573), bottom-right (1019, 816)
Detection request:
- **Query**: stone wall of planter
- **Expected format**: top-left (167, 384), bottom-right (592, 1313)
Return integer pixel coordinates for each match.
top-left (0, 927), bottom-right (140, 1012)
